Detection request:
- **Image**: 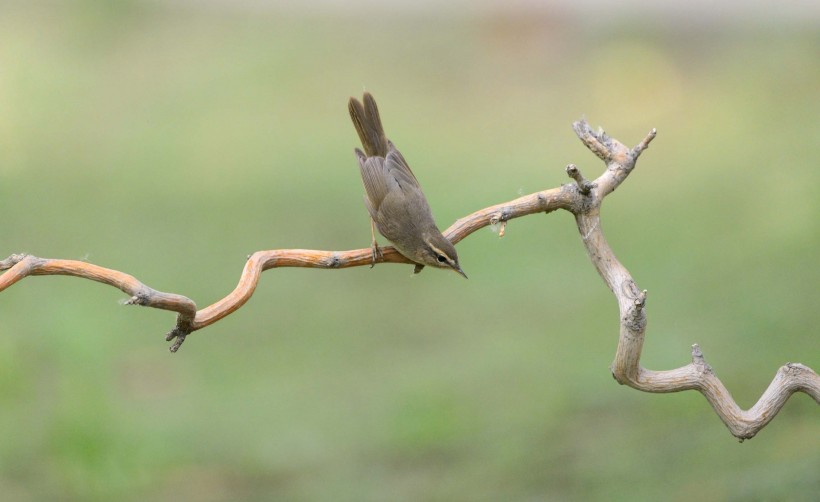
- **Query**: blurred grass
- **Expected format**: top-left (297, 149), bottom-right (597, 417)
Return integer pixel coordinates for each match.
top-left (0, 2), bottom-right (818, 501)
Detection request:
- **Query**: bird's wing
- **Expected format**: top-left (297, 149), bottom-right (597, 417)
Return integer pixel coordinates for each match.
top-left (355, 148), bottom-right (388, 219)
top-left (383, 146), bottom-right (420, 190)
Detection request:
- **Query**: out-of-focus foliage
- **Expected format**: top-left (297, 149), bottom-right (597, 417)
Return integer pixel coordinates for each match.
top-left (0, 2), bottom-right (817, 500)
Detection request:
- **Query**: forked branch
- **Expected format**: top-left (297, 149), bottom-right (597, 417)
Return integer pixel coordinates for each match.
top-left (2, 119), bottom-right (817, 439)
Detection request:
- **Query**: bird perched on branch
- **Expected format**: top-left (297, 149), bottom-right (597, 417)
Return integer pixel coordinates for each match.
top-left (348, 92), bottom-right (467, 278)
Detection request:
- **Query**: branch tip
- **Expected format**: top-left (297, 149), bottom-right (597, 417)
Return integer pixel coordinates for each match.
top-left (165, 327), bottom-right (189, 352)
top-left (169, 335), bottom-right (186, 353)
top-left (1, 253), bottom-right (29, 271)
top-left (632, 128), bottom-right (657, 158)
top-left (573, 119), bottom-right (613, 162)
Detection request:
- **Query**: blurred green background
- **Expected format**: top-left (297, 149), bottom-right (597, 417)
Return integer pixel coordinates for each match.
top-left (1, 1), bottom-right (818, 500)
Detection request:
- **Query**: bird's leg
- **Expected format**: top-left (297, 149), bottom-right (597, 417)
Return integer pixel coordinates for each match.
top-left (370, 219), bottom-right (383, 267)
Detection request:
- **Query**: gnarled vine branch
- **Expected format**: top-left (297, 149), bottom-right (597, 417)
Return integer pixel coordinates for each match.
top-left (2, 119), bottom-right (817, 440)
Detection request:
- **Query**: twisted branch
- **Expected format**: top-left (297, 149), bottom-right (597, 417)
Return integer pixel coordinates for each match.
top-left (2, 119), bottom-right (817, 439)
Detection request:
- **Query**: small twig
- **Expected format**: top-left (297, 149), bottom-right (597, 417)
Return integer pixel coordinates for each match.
top-left (498, 221), bottom-right (508, 237)
top-left (632, 128), bottom-right (657, 158)
top-left (565, 164), bottom-right (596, 195)
top-left (489, 209), bottom-right (512, 237)
top-left (572, 121), bottom-right (611, 162)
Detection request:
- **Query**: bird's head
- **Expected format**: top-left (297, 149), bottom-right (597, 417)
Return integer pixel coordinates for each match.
top-left (418, 233), bottom-right (467, 278)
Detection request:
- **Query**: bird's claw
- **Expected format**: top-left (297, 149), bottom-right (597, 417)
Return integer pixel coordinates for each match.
top-left (370, 243), bottom-right (383, 268)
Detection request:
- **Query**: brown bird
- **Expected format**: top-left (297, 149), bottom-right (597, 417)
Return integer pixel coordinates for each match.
top-left (348, 92), bottom-right (467, 278)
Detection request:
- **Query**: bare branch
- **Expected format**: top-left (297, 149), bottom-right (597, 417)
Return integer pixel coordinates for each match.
top-left (568, 120), bottom-right (818, 440)
top-left (1, 253), bottom-right (198, 351)
top-left (2, 118), bottom-right (816, 438)
top-left (2, 186), bottom-right (575, 351)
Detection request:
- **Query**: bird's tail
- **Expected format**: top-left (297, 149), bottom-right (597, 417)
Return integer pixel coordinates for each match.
top-left (348, 92), bottom-right (388, 157)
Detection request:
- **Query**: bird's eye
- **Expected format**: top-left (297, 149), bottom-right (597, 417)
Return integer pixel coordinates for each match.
top-left (436, 254), bottom-right (447, 263)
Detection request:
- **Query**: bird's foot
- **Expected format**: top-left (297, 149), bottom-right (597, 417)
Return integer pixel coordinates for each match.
top-left (370, 243), bottom-right (383, 268)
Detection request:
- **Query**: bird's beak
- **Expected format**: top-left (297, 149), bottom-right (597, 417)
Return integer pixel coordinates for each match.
top-left (453, 265), bottom-right (468, 279)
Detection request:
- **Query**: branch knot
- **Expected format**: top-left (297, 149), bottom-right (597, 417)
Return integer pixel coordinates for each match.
top-left (123, 288), bottom-right (152, 306)
top-left (623, 290), bottom-right (647, 333)
top-left (691, 344), bottom-right (713, 374)
top-left (565, 164), bottom-right (596, 195)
